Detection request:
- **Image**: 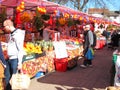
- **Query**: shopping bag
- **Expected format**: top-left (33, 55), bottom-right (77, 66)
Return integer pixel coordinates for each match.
top-left (10, 73), bottom-right (31, 89)
top-left (85, 48), bottom-right (94, 60)
top-left (90, 48), bottom-right (94, 56)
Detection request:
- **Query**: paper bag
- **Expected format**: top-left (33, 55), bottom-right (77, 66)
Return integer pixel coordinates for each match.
top-left (10, 73), bottom-right (31, 89)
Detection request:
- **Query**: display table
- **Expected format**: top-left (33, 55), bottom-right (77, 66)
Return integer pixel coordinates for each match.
top-left (1, 36), bottom-right (83, 77)
top-left (67, 46), bottom-right (83, 69)
top-left (22, 51), bottom-right (55, 78)
top-left (22, 45), bottom-right (83, 77)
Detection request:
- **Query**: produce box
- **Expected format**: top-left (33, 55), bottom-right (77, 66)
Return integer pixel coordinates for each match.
top-left (67, 56), bottom-right (78, 70)
top-left (54, 58), bottom-right (68, 72)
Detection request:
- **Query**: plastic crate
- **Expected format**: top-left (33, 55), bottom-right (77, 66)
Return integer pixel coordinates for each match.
top-left (54, 58), bottom-right (68, 72)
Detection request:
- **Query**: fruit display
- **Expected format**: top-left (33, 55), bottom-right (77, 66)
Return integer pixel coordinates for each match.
top-left (67, 46), bottom-right (83, 59)
top-left (37, 6), bottom-right (46, 14)
top-left (23, 42), bottom-right (42, 55)
top-left (61, 36), bottom-right (83, 57)
top-left (35, 40), bottom-right (54, 52)
top-left (16, 1), bottom-right (25, 13)
top-left (20, 11), bottom-right (33, 23)
top-left (22, 37), bottom-right (84, 77)
top-left (58, 17), bottom-right (66, 25)
top-left (22, 54), bottom-right (55, 78)
top-left (24, 40), bottom-right (54, 54)
top-left (1, 34), bottom-right (83, 77)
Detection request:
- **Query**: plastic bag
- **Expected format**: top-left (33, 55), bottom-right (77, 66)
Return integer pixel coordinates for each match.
top-left (85, 48), bottom-right (94, 60)
top-left (90, 48), bottom-right (94, 56)
top-left (10, 73), bottom-right (31, 89)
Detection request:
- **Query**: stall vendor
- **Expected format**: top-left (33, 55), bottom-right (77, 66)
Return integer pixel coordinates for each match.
top-left (43, 24), bottom-right (58, 41)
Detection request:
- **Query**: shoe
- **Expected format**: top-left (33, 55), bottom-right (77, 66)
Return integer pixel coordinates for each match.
top-left (78, 56), bottom-right (83, 60)
top-left (80, 64), bottom-right (87, 68)
top-left (88, 65), bottom-right (93, 67)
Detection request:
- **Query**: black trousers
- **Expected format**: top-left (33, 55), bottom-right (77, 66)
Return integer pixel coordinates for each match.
top-left (83, 59), bottom-right (92, 66)
top-left (110, 64), bottom-right (115, 86)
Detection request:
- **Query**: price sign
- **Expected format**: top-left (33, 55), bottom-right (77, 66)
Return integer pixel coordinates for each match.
top-left (53, 41), bottom-right (68, 59)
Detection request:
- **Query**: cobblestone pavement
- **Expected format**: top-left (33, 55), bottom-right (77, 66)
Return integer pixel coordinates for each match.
top-left (28, 47), bottom-right (114, 90)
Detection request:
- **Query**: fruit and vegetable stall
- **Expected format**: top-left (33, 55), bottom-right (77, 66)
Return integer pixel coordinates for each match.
top-left (0, 0), bottom-right (119, 79)
top-left (1, 33), bottom-right (83, 78)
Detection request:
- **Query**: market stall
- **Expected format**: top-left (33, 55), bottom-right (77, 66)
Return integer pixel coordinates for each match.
top-left (22, 36), bottom-right (83, 77)
top-left (0, 0), bottom-right (119, 79)
top-left (95, 36), bottom-right (106, 49)
top-left (1, 33), bottom-right (83, 78)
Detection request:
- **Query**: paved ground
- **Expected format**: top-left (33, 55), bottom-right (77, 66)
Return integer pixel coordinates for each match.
top-left (28, 46), bottom-right (114, 90)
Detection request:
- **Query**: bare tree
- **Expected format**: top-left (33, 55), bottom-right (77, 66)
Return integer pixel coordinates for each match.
top-left (47, 0), bottom-right (116, 12)
top-left (47, 0), bottom-right (68, 4)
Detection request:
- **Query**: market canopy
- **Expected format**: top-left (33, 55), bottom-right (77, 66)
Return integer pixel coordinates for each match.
top-left (0, 0), bottom-right (120, 26)
top-left (1, 0), bottom-right (87, 15)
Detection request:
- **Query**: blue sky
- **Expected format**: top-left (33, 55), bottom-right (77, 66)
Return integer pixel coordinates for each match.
top-left (103, 0), bottom-right (120, 11)
top-left (87, 0), bottom-right (120, 11)
top-left (64, 0), bottom-right (120, 12)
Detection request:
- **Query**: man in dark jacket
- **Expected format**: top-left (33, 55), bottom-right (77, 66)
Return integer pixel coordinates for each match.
top-left (80, 24), bottom-right (94, 68)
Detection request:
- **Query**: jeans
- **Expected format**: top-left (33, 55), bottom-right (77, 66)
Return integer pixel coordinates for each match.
top-left (5, 58), bottom-right (18, 90)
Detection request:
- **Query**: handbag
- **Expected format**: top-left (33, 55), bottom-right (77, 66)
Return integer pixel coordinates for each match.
top-left (10, 72), bottom-right (31, 89)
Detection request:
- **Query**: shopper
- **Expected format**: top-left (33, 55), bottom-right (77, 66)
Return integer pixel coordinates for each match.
top-left (43, 25), bottom-right (51, 41)
top-left (3, 19), bottom-right (25, 90)
top-left (110, 29), bottom-right (120, 49)
top-left (80, 24), bottom-right (94, 68)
